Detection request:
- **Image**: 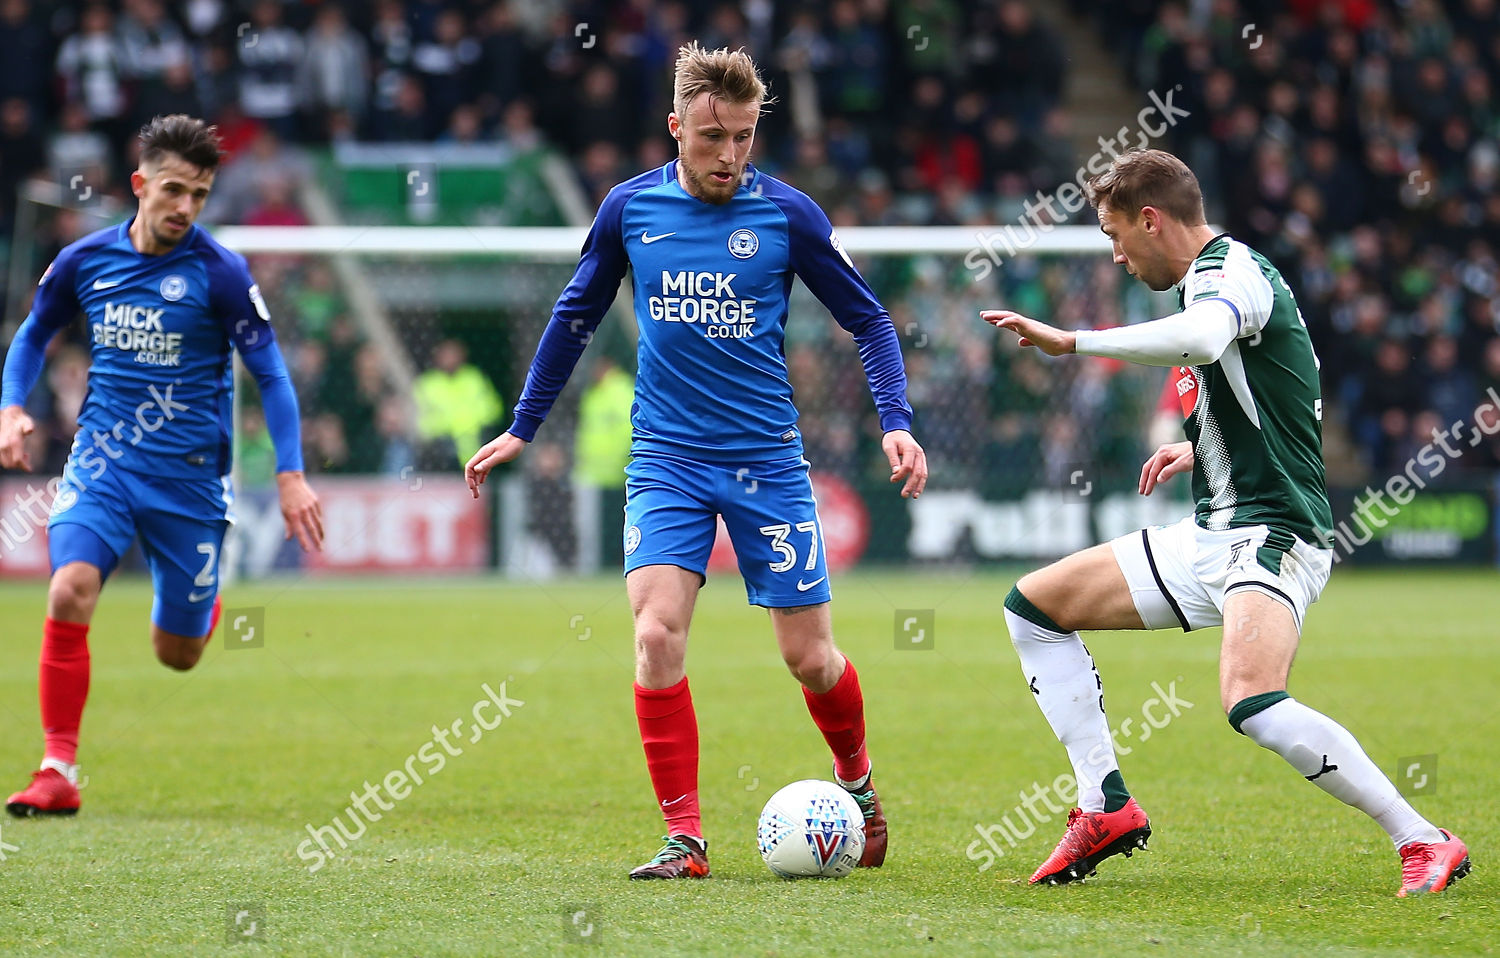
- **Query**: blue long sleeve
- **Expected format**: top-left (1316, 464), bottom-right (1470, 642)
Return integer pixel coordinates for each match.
top-left (0, 313), bottom-right (55, 408)
top-left (240, 344), bottom-right (304, 472)
top-left (770, 184), bottom-right (915, 435)
top-left (509, 186), bottom-right (629, 440)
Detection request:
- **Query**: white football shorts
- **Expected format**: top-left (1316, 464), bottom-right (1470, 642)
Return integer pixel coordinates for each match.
top-left (1110, 516), bottom-right (1333, 633)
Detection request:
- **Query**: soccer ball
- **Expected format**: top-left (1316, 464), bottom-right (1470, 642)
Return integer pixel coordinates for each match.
top-left (756, 779), bottom-right (866, 878)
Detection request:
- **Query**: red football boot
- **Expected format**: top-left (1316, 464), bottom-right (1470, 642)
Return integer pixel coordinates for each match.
top-left (6, 768), bottom-right (81, 817)
top-left (1398, 829), bottom-right (1471, 897)
top-left (842, 775), bottom-right (887, 868)
top-left (1030, 798), bottom-right (1150, 885)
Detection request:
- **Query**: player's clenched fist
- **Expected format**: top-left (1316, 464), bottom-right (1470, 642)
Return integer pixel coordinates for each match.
top-left (0, 406), bottom-right (36, 471)
top-left (465, 431), bottom-right (528, 498)
top-left (1138, 441), bottom-right (1194, 496)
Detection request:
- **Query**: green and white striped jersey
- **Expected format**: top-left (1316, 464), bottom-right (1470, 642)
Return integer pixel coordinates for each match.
top-left (1175, 234), bottom-right (1333, 544)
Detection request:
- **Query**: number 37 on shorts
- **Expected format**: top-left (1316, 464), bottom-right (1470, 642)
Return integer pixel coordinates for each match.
top-left (622, 453), bottom-right (830, 608)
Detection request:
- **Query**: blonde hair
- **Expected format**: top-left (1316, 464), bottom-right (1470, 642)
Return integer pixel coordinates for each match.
top-left (1086, 149), bottom-right (1206, 225)
top-left (672, 41), bottom-right (769, 118)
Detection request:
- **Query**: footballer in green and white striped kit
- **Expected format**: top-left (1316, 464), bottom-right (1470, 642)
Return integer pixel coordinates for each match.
top-left (982, 149), bottom-right (1469, 897)
top-left (1176, 233), bottom-right (1333, 547)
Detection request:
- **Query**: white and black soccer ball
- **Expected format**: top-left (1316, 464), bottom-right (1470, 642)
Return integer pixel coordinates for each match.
top-left (756, 779), bottom-right (865, 878)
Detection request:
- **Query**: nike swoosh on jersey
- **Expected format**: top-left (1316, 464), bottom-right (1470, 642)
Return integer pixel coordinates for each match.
top-left (92, 279), bottom-right (122, 290)
top-left (187, 589), bottom-right (215, 603)
top-left (640, 230), bottom-right (677, 244)
top-left (796, 577), bottom-right (827, 592)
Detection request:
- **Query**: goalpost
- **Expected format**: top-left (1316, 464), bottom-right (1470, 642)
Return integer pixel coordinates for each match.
top-left (212, 224), bottom-right (1116, 258)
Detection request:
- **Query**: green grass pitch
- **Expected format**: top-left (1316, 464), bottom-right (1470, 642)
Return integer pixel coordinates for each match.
top-left (0, 568), bottom-right (1493, 956)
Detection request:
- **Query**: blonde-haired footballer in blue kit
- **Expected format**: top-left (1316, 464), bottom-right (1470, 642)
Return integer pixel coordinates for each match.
top-left (1, 115), bottom-right (322, 818)
top-left (985, 148), bottom-right (1468, 897)
top-left (466, 43), bottom-right (926, 879)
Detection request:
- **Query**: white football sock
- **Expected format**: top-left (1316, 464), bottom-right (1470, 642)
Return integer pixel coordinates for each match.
top-left (1004, 608), bottom-right (1116, 813)
top-left (40, 756), bottom-right (79, 784)
top-left (1240, 698), bottom-right (1444, 848)
top-left (835, 765), bottom-right (871, 791)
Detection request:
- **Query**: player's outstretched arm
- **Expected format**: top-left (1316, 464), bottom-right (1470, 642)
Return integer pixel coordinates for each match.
top-left (276, 470), bottom-right (324, 551)
top-left (238, 340), bottom-right (321, 551)
top-left (882, 429), bottom-right (928, 498)
top-left (1139, 441), bottom-right (1194, 496)
top-left (987, 301), bottom-right (1241, 368)
top-left (981, 310), bottom-right (1077, 357)
top-left (0, 406), bottom-right (36, 471)
top-left (465, 432), bottom-right (528, 498)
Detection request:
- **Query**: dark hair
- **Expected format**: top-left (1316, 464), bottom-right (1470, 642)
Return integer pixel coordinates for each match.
top-left (138, 114), bottom-right (223, 173)
top-left (1085, 149), bottom-right (1205, 225)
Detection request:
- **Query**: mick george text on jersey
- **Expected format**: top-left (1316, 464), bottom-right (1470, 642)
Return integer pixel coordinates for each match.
top-left (647, 270), bottom-right (757, 339)
top-left (93, 300), bottom-right (184, 366)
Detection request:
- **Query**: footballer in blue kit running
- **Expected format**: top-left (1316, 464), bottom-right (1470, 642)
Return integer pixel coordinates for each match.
top-left (1, 116), bottom-right (322, 818)
top-left (466, 43), bottom-right (927, 878)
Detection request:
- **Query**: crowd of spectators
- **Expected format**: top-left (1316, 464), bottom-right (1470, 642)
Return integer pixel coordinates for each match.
top-left (1082, 0), bottom-right (1500, 477)
top-left (3, 0), bottom-right (1498, 495)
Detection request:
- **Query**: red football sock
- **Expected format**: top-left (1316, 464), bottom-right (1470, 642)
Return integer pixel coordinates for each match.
top-left (208, 594), bottom-right (223, 638)
top-left (40, 618), bottom-right (91, 765)
top-left (635, 677), bottom-right (701, 839)
top-left (803, 656), bottom-right (871, 784)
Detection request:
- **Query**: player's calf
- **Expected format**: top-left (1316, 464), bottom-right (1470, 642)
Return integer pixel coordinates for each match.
top-left (152, 628), bottom-right (209, 671)
top-left (150, 595), bottom-right (221, 670)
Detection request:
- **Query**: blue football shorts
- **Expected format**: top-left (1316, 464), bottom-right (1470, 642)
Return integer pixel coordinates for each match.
top-left (47, 456), bottom-right (233, 637)
top-left (623, 452), bottom-right (831, 607)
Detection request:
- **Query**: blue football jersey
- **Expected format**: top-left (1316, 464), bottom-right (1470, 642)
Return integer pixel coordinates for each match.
top-left (510, 161), bottom-right (913, 463)
top-left (24, 220), bottom-right (277, 476)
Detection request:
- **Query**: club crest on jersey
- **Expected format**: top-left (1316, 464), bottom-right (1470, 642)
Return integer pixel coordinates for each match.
top-left (624, 525), bottom-right (641, 556)
top-left (728, 228), bottom-right (759, 259)
top-left (49, 484), bottom-right (78, 517)
top-left (160, 275), bottom-right (187, 301)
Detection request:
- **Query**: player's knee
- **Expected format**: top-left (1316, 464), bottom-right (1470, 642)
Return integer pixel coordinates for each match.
top-left (1219, 668), bottom-right (1281, 716)
top-left (1006, 578), bottom-right (1071, 636)
top-left (782, 642), bottom-right (838, 689)
top-left (47, 569), bottom-right (99, 621)
top-left (633, 618), bottom-right (686, 668)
